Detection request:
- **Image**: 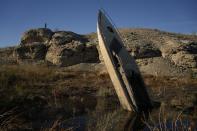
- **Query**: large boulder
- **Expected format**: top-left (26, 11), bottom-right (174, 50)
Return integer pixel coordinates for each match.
top-left (160, 40), bottom-right (197, 68)
top-left (15, 42), bottom-right (48, 61)
top-left (21, 28), bottom-right (53, 45)
top-left (46, 31), bottom-right (99, 66)
top-left (171, 51), bottom-right (197, 68)
top-left (46, 40), bottom-right (99, 66)
top-left (17, 29), bottom-right (100, 66)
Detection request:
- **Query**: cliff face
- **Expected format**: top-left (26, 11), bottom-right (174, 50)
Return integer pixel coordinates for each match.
top-left (1, 28), bottom-right (197, 77)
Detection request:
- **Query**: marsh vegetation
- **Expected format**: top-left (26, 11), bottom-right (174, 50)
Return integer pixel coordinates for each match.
top-left (0, 64), bottom-right (196, 130)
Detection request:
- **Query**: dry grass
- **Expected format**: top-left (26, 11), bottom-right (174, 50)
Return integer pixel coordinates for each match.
top-left (142, 105), bottom-right (197, 131)
top-left (87, 108), bottom-right (131, 131)
top-left (0, 64), bottom-right (57, 86)
top-left (0, 108), bottom-right (30, 130)
top-left (0, 64), bottom-right (196, 130)
top-left (0, 64), bottom-right (111, 130)
top-left (41, 119), bottom-right (67, 131)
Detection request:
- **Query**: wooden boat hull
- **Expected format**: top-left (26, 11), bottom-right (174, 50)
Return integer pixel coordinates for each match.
top-left (97, 10), bottom-right (152, 112)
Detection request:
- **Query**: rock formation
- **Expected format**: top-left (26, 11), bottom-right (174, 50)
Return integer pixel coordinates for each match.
top-left (14, 29), bottom-right (99, 66)
top-left (94, 28), bottom-right (197, 76)
top-left (45, 31), bottom-right (99, 66)
top-left (1, 28), bottom-right (197, 77)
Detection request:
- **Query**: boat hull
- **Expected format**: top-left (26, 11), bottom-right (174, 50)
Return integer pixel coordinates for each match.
top-left (97, 10), bottom-right (152, 112)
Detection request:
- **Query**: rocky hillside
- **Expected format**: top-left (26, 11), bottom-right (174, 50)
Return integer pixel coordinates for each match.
top-left (95, 28), bottom-right (197, 76)
top-left (120, 28), bottom-right (197, 77)
top-left (1, 28), bottom-right (197, 77)
top-left (0, 28), bottom-right (197, 130)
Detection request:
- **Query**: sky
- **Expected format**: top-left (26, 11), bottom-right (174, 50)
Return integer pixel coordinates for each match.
top-left (0, 0), bottom-right (196, 47)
